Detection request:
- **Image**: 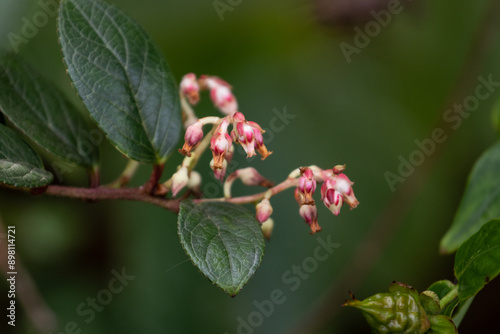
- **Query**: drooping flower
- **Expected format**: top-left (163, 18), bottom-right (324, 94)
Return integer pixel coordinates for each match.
top-left (237, 167), bottom-right (274, 188)
top-left (332, 173), bottom-right (359, 209)
top-left (210, 158), bottom-right (227, 181)
top-left (179, 121), bottom-right (204, 157)
top-left (297, 167), bottom-right (316, 205)
top-left (210, 119), bottom-right (232, 170)
top-left (321, 171), bottom-right (359, 212)
top-left (260, 218), bottom-right (274, 240)
top-left (200, 75), bottom-right (238, 115)
top-left (299, 204), bottom-right (322, 234)
top-left (322, 187), bottom-right (344, 216)
top-left (231, 112), bottom-right (271, 159)
top-left (256, 198), bottom-right (273, 223)
top-left (253, 126), bottom-right (272, 160)
top-left (180, 73), bottom-right (200, 105)
top-left (171, 166), bottom-right (189, 196)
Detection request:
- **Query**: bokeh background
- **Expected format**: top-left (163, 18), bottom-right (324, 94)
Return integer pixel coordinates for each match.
top-left (1, 0), bottom-right (500, 333)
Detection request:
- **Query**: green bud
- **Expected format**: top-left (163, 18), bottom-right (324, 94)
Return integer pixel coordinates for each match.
top-left (343, 281), bottom-right (430, 334)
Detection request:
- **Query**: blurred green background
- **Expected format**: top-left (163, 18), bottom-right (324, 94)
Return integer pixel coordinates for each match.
top-left (1, 0), bottom-right (500, 333)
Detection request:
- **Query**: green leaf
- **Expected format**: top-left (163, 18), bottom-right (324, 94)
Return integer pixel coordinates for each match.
top-left (0, 124), bottom-right (53, 187)
top-left (427, 315), bottom-right (457, 334)
top-left (58, 0), bottom-right (181, 163)
top-left (455, 219), bottom-right (500, 300)
top-left (0, 54), bottom-right (99, 169)
top-left (440, 141), bottom-right (500, 253)
top-left (451, 297), bottom-right (473, 328)
top-left (178, 200), bottom-right (265, 297)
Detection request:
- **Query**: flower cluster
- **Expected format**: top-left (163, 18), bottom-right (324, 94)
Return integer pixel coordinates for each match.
top-left (177, 73), bottom-right (272, 185)
top-left (175, 73), bottom-right (359, 237)
top-left (295, 165), bottom-right (359, 234)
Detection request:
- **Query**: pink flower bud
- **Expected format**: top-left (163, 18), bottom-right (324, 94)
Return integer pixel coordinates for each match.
top-left (171, 166), bottom-right (189, 196)
top-left (210, 158), bottom-right (227, 181)
top-left (180, 73), bottom-right (200, 105)
top-left (299, 204), bottom-right (322, 234)
top-left (297, 167), bottom-right (316, 205)
top-left (210, 132), bottom-right (232, 170)
top-left (237, 167), bottom-right (273, 187)
top-left (210, 85), bottom-right (238, 115)
top-left (253, 127), bottom-right (272, 160)
top-left (179, 121), bottom-right (203, 157)
top-left (256, 198), bottom-right (273, 223)
top-left (232, 114), bottom-right (271, 159)
top-left (323, 188), bottom-right (343, 216)
top-left (236, 121), bottom-right (257, 157)
top-left (333, 173), bottom-right (359, 209)
top-left (225, 144), bottom-right (235, 165)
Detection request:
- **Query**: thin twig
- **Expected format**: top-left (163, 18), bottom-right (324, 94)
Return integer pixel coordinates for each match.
top-left (45, 185), bottom-right (181, 212)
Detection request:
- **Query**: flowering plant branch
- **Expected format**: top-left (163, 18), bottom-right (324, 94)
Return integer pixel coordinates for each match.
top-left (0, 0), bottom-right (361, 302)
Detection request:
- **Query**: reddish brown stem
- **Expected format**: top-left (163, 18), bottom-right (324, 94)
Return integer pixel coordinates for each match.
top-left (195, 177), bottom-right (298, 205)
top-left (45, 185), bottom-right (181, 212)
top-left (143, 164), bottom-right (164, 194)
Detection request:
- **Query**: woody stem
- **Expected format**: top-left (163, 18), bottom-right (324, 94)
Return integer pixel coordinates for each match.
top-left (196, 176), bottom-right (299, 205)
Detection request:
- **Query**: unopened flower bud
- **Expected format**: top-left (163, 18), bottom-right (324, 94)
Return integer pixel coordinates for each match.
top-left (323, 188), bottom-right (343, 216)
top-left (334, 173), bottom-right (359, 209)
top-left (343, 282), bottom-right (431, 334)
top-left (180, 73), bottom-right (200, 105)
top-left (201, 76), bottom-right (238, 115)
top-left (299, 204), bottom-right (322, 234)
top-left (210, 158), bottom-right (227, 181)
top-left (232, 113), bottom-right (271, 159)
top-left (253, 127), bottom-right (272, 160)
top-left (179, 121), bottom-right (204, 157)
top-left (236, 121), bottom-right (257, 157)
top-left (256, 198), bottom-right (273, 223)
top-left (297, 167), bottom-right (316, 205)
top-left (210, 132), bottom-right (232, 169)
top-left (225, 144), bottom-right (235, 164)
top-left (211, 85), bottom-right (238, 115)
top-left (171, 166), bottom-right (189, 196)
top-left (238, 167), bottom-right (273, 187)
top-left (260, 218), bottom-right (274, 240)
top-left (187, 171), bottom-right (202, 189)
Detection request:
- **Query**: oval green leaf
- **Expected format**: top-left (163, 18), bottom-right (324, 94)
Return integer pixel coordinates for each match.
top-left (455, 219), bottom-right (500, 300)
top-left (0, 124), bottom-right (53, 187)
top-left (0, 55), bottom-right (99, 168)
top-left (427, 315), bottom-right (457, 334)
top-left (58, 0), bottom-right (181, 163)
top-left (440, 141), bottom-right (500, 253)
top-left (178, 200), bottom-right (265, 297)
